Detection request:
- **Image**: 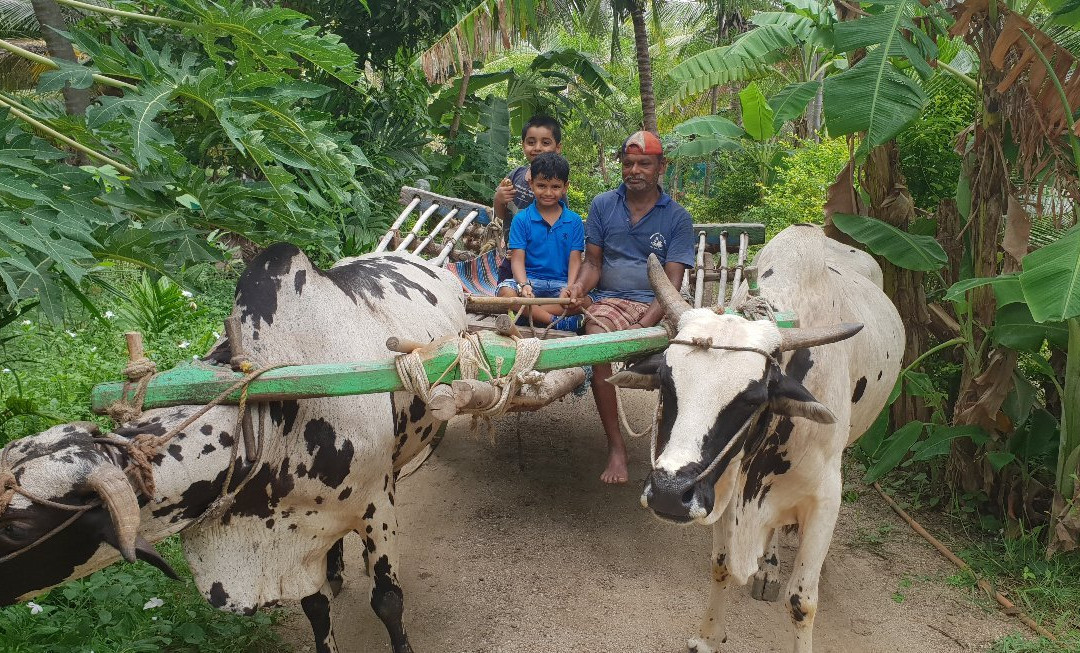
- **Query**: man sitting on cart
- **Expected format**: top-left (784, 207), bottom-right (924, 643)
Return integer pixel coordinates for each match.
top-left (563, 130), bottom-right (695, 484)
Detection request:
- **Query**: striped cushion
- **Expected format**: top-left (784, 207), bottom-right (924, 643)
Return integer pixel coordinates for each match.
top-left (444, 249), bottom-right (505, 297)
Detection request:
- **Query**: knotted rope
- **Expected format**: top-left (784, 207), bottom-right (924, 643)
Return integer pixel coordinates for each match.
top-left (106, 356), bottom-right (158, 425)
top-left (96, 363), bottom-right (289, 499)
top-left (394, 332), bottom-right (544, 434)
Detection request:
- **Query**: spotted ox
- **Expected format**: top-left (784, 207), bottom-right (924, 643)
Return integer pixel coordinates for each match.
top-left (611, 225), bottom-right (904, 653)
top-left (0, 243), bottom-right (467, 653)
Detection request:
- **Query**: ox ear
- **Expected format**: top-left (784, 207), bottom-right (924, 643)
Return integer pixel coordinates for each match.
top-left (607, 354), bottom-right (662, 390)
top-left (770, 374), bottom-right (836, 424)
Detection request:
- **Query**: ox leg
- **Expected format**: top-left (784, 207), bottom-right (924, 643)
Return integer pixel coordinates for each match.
top-left (326, 537), bottom-right (346, 596)
top-left (689, 519), bottom-right (733, 653)
top-left (301, 582), bottom-right (339, 653)
top-left (362, 495), bottom-right (413, 653)
top-left (751, 529), bottom-right (782, 602)
top-left (785, 497), bottom-right (841, 653)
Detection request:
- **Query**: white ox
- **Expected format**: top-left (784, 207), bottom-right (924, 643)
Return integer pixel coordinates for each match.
top-left (0, 243), bottom-right (466, 653)
top-left (611, 225), bottom-right (904, 653)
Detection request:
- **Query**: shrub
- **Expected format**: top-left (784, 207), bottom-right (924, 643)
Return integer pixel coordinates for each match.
top-left (745, 137), bottom-right (850, 236)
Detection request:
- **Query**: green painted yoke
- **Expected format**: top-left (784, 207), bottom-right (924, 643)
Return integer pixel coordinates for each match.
top-left (91, 309), bottom-right (797, 414)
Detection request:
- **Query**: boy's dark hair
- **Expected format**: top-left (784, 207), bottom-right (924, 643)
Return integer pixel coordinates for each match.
top-left (522, 115), bottom-right (562, 143)
top-left (530, 152), bottom-right (570, 184)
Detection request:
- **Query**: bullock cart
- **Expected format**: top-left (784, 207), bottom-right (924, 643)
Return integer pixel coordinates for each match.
top-left (91, 187), bottom-right (794, 421)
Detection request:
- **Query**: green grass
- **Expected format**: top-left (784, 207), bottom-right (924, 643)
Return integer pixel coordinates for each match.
top-left (0, 266), bottom-right (288, 652)
top-left (0, 537), bottom-right (284, 653)
top-left (953, 525), bottom-right (1080, 647)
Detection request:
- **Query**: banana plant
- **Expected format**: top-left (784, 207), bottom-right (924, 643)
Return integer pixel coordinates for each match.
top-left (668, 82), bottom-right (788, 186)
top-left (667, 0), bottom-right (937, 152)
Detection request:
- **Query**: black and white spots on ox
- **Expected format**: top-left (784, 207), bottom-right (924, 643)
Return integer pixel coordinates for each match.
top-left (0, 244), bottom-right (467, 653)
top-left (611, 225), bottom-right (904, 653)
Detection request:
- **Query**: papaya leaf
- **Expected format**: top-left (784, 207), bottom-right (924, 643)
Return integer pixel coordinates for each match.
top-left (37, 59), bottom-right (97, 93)
top-left (832, 213), bottom-right (946, 271)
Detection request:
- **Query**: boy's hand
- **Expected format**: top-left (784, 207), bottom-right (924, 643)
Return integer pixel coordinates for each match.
top-left (495, 178), bottom-right (515, 211)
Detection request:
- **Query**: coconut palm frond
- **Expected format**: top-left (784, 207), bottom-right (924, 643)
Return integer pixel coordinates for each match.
top-left (0, 0), bottom-right (38, 39)
top-left (417, 0), bottom-right (547, 85)
top-left (0, 45), bottom-right (51, 90)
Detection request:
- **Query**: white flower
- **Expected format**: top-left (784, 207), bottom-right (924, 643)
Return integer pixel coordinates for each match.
top-left (27, 602), bottom-right (42, 615)
top-left (65, 330), bottom-right (77, 338)
top-left (212, 331), bottom-right (220, 339)
top-left (181, 290), bottom-right (193, 298)
top-left (143, 597), bottom-right (164, 610)
top-left (90, 347), bottom-right (97, 353)
top-left (192, 355), bottom-right (198, 360)
top-left (2, 369), bottom-right (10, 374)
top-left (178, 341), bottom-right (190, 349)
top-left (21, 320), bottom-right (31, 326)
top-left (104, 311), bottom-right (115, 319)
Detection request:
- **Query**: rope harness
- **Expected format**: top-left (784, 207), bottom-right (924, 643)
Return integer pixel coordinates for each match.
top-left (645, 339), bottom-right (778, 484)
top-left (0, 361), bottom-right (289, 561)
top-left (394, 332), bottom-right (544, 429)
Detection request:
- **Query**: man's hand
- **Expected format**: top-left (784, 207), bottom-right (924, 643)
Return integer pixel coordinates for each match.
top-left (520, 283), bottom-right (535, 299)
top-left (561, 282), bottom-right (585, 307)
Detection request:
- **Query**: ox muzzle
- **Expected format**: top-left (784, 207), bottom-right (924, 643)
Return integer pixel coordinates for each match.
top-left (641, 469), bottom-right (715, 523)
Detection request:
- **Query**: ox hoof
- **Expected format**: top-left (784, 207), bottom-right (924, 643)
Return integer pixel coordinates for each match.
top-left (751, 576), bottom-right (781, 602)
top-left (688, 636), bottom-right (720, 653)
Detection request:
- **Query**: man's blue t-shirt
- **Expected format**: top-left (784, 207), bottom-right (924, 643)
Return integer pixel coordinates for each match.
top-left (585, 184), bottom-right (695, 303)
top-left (508, 200), bottom-right (585, 282)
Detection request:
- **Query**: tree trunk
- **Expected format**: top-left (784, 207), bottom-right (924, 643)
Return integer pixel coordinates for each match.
top-left (946, 12), bottom-right (1017, 495)
top-left (30, 0), bottom-right (90, 117)
top-left (598, 136), bottom-right (610, 186)
top-left (863, 142), bottom-right (931, 426)
top-left (447, 58), bottom-right (473, 147)
top-left (629, 0), bottom-right (657, 135)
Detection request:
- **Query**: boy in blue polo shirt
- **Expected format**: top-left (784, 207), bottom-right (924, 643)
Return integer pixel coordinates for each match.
top-left (496, 152), bottom-right (587, 330)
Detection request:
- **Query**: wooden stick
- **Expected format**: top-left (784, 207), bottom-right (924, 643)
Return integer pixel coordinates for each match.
top-left (467, 296), bottom-right (574, 307)
top-left (395, 204), bottom-right (441, 252)
top-left (427, 385), bottom-right (458, 421)
top-left (872, 483), bottom-right (1057, 642)
top-left (124, 332), bottom-right (144, 362)
top-left (386, 337), bottom-right (427, 354)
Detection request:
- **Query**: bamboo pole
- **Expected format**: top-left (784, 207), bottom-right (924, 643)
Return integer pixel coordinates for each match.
top-left (873, 483), bottom-right (1057, 642)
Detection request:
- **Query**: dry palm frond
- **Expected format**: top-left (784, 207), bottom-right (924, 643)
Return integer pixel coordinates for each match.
top-left (0, 38), bottom-right (49, 91)
top-left (950, 0), bottom-right (1080, 221)
top-left (417, 0), bottom-right (546, 85)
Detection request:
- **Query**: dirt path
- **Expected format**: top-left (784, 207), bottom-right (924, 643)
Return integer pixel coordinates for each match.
top-left (279, 389), bottom-right (1015, 653)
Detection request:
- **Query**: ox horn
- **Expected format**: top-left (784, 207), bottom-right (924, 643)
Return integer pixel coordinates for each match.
top-left (647, 253), bottom-right (691, 324)
top-left (85, 465), bottom-right (140, 563)
top-left (779, 323), bottom-right (864, 351)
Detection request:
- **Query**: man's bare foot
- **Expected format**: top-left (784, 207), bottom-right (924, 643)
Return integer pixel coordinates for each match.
top-left (600, 451), bottom-right (629, 484)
